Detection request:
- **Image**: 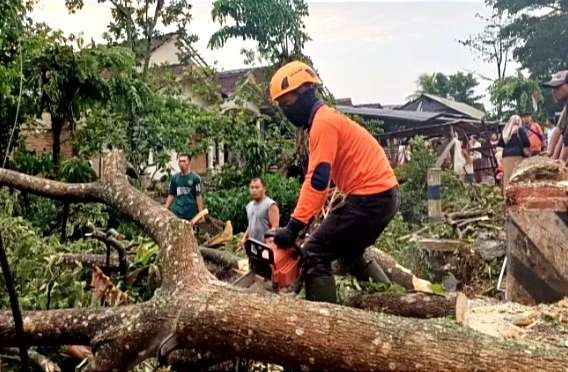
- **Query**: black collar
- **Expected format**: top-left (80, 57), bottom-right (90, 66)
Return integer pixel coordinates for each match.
top-left (306, 101), bottom-right (324, 131)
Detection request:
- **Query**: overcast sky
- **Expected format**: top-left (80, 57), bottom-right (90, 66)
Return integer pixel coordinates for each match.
top-left (31, 0), bottom-right (502, 105)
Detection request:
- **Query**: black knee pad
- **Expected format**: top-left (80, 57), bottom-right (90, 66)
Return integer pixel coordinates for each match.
top-left (302, 252), bottom-right (333, 278)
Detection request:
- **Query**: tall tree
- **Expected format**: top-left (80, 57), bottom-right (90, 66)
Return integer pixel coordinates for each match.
top-left (459, 12), bottom-right (517, 80)
top-left (488, 72), bottom-right (542, 121)
top-left (65, 0), bottom-right (198, 79)
top-left (208, 0), bottom-right (310, 65)
top-left (24, 27), bottom-right (134, 172)
top-left (0, 0), bottom-right (35, 162)
top-left (488, 0), bottom-right (568, 77)
top-left (416, 72), bottom-right (483, 106)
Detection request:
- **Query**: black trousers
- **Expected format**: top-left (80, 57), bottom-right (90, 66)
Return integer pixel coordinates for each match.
top-left (302, 186), bottom-right (401, 278)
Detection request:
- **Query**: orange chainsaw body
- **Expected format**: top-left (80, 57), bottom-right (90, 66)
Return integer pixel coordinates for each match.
top-left (265, 235), bottom-right (301, 289)
top-left (244, 235), bottom-right (301, 290)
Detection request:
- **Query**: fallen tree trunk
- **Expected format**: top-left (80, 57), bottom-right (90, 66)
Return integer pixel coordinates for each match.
top-left (1, 151), bottom-right (567, 371)
top-left (345, 292), bottom-right (467, 319)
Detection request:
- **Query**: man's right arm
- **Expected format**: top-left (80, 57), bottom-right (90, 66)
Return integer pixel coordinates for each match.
top-left (165, 195), bottom-right (174, 209)
top-left (240, 204), bottom-right (250, 247)
top-left (548, 127), bottom-right (563, 158)
top-left (165, 177), bottom-right (176, 209)
top-left (240, 229), bottom-right (249, 248)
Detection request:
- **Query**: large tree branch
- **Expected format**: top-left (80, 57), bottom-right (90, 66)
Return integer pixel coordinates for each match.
top-left (0, 308), bottom-right (108, 346)
top-left (0, 169), bottom-right (100, 202)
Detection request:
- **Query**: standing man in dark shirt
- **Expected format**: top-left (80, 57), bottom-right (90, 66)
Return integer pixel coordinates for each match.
top-left (165, 153), bottom-right (204, 220)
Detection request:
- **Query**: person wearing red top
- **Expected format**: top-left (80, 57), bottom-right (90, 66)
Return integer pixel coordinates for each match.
top-left (521, 112), bottom-right (544, 155)
top-left (269, 61), bottom-right (400, 303)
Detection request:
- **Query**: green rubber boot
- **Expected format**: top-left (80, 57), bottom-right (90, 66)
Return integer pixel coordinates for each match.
top-left (305, 275), bottom-right (337, 304)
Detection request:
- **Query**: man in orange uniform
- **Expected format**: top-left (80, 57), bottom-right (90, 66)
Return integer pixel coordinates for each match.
top-left (270, 61), bottom-right (400, 303)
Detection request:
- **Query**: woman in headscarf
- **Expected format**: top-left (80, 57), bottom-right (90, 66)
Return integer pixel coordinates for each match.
top-left (497, 115), bottom-right (530, 192)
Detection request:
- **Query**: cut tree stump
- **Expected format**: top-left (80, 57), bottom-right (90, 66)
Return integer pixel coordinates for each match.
top-left (506, 156), bottom-right (568, 305)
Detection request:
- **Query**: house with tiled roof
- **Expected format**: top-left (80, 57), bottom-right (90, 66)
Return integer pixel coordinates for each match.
top-left (146, 34), bottom-right (269, 176)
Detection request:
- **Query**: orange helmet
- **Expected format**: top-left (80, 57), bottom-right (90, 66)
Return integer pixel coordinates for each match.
top-left (269, 61), bottom-right (321, 101)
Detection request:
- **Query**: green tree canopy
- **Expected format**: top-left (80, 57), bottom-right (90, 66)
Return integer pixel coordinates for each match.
top-left (209, 0), bottom-right (310, 65)
top-left (65, 0), bottom-right (198, 78)
top-left (0, 0), bottom-right (36, 162)
top-left (416, 72), bottom-right (483, 106)
top-left (23, 27), bottom-right (135, 172)
top-left (488, 0), bottom-right (568, 77)
top-left (488, 72), bottom-right (542, 120)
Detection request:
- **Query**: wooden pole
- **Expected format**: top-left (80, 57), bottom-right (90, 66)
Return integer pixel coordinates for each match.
top-left (0, 234), bottom-right (30, 371)
top-left (427, 168), bottom-right (442, 221)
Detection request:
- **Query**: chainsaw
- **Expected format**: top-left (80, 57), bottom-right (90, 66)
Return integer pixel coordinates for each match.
top-left (232, 231), bottom-right (303, 293)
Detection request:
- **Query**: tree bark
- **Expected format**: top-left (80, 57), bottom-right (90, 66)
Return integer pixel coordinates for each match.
top-left (364, 248), bottom-right (434, 293)
top-left (60, 202), bottom-right (70, 243)
top-left (1, 151), bottom-right (568, 371)
top-left (51, 117), bottom-right (63, 175)
top-left (345, 292), bottom-right (466, 319)
top-left (199, 246), bottom-right (248, 271)
top-left (56, 253), bottom-right (123, 270)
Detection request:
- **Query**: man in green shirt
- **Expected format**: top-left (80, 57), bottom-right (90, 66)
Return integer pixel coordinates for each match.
top-left (165, 153), bottom-right (204, 220)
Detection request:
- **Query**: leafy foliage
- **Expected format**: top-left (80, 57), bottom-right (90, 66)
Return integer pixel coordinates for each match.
top-left (0, 0), bottom-right (36, 160)
top-left (60, 158), bottom-right (97, 183)
top-left (65, 0), bottom-right (198, 77)
top-left (76, 70), bottom-right (233, 176)
top-left (11, 26), bottom-right (137, 172)
top-left (0, 194), bottom-right (95, 310)
top-left (488, 72), bottom-right (542, 120)
top-left (395, 136), bottom-right (437, 224)
top-left (209, 0), bottom-right (310, 65)
top-left (416, 72), bottom-right (483, 106)
top-left (12, 145), bottom-right (53, 176)
top-left (374, 214), bottom-right (433, 280)
top-left (489, 0), bottom-right (568, 78)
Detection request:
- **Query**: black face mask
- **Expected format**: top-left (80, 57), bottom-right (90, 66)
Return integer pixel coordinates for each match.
top-left (281, 89), bottom-right (322, 128)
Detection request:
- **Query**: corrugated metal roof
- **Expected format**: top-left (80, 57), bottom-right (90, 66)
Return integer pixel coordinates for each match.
top-left (336, 105), bottom-right (443, 122)
top-left (421, 93), bottom-right (486, 120)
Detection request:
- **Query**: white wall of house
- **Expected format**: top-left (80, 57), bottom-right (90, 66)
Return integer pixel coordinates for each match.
top-left (149, 35), bottom-right (180, 66)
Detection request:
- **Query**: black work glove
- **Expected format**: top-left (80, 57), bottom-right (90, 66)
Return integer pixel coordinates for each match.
top-left (274, 217), bottom-right (306, 248)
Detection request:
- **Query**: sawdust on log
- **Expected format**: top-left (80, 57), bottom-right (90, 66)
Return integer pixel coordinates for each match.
top-left (464, 298), bottom-right (568, 348)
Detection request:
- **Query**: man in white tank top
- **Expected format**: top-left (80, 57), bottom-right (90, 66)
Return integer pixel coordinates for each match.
top-left (240, 177), bottom-right (280, 247)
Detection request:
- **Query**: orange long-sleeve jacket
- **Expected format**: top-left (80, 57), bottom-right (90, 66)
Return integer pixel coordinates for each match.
top-left (292, 105), bottom-right (398, 224)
